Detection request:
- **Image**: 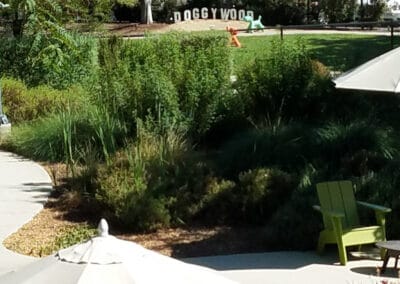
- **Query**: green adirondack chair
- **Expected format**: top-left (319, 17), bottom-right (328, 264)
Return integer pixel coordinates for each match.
top-left (313, 180), bottom-right (391, 265)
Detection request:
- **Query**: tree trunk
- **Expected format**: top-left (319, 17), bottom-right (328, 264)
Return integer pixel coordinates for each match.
top-left (12, 11), bottom-right (24, 37)
top-left (140, 0), bottom-right (153, 24)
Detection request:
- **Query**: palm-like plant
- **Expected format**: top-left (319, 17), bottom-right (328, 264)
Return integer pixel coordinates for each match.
top-left (3, 0), bottom-right (62, 37)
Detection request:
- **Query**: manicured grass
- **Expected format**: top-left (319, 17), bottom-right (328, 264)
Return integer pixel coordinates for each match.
top-left (233, 34), bottom-right (400, 72)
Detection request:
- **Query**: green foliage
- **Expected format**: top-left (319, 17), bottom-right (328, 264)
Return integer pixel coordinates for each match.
top-left (95, 128), bottom-right (201, 230)
top-left (357, 1), bottom-right (386, 21)
top-left (319, 0), bottom-right (357, 23)
top-left (218, 121), bottom-right (397, 180)
top-left (236, 39), bottom-right (314, 127)
top-left (1, 77), bottom-right (86, 123)
top-left (38, 224), bottom-right (97, 256)
top-left (53, 225), bottom-right (97, 249)
top-left (1, 0), bottom-right (64, 37)
top-left (196, 168), bottom-right (297, 225)
top-left (261, 0), bottom-right (306, 25)
top-left (264, 186), bottom-right (320, 249)
top-left (9, 106), bottom-right (126, 163)
top-left (356, 166), bottom-right (400, 240)
top-left (5, 30), bottom-right (400, 249)
top-left (95, 32), bottom-right (231, 140)
top-left (0, 33), bottom-right (98, 89)
top-left (217, 124), bottom-right (313, 178)
top-left (314, 122), bottom-right (396, 175)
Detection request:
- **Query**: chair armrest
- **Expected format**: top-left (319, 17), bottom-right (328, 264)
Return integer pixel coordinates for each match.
top-left (313, 205), bottom-right (345, 218)
top-left (356, 201), bottom-right (392, 213)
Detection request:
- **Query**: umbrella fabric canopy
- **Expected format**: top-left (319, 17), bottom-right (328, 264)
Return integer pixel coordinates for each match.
top-left (0, 219), bottom-right (238, 284)
top-left (334, 46), bottom-right (400, 94)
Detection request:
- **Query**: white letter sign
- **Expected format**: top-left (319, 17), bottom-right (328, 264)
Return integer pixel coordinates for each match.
top-left (211, 8), bottom-right (217, 19)
top-left (193, 8), bottom-right (200, 19)
top-left (173, 11), bottom-right (181, 22)
top-left (201, 7), bottom-right (208, 19)
top-left (183, 9), bottom-right (191, 21)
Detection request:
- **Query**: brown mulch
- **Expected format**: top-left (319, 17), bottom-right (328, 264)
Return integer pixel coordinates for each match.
top-left (3, 162), bottom-right (269, 258)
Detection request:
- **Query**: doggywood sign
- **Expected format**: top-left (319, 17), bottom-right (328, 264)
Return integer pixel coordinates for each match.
top-left (173, 8), bottom-right (254, 22)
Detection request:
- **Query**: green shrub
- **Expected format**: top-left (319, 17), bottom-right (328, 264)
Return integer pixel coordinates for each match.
top-left (218, 121), bottom-right (397, 181)
top-left (196, 168), bottom-right (296, 225)
top-left (217, 124), bottom-right (315, 178)
top-left (94, 32), bottom-right (231, 140)
top-left (95, 128), bottom-right (196, 231)
top-left (264, 186), bottom-right (320, 250)
top-left (9, 106), bottom-right (126, 163)
top-left (179, 33), bottom-right (231, 138)
top-left (235, 39), bottom-right (314, 127)
top-left (236, 168), bottom-right (296, 222)
top-left (356, 164), bottom-right (400, 240)
top-left (0, 33), bottom-right (98, 89)
top-left (2, 77), bottom-right (87, 123)
top-left (315, 122), bottom-right (397, 177)
top-left (195, 177), bottom-right (237, 224)
top-left (96, 154), bottom-right (171, 231)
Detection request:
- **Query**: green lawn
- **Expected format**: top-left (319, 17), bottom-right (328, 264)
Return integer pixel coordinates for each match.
top-left (233, 34), bottom-right (400, 72)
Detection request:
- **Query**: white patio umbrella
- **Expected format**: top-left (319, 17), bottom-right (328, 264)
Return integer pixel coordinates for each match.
top-left (334, 46), bottom-right (400, 94)
top-left (0, 219), bottom-right (238, 284)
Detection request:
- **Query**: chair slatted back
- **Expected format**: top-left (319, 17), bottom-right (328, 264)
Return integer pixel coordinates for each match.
top-left (316, 180), bottom-right (360, 230)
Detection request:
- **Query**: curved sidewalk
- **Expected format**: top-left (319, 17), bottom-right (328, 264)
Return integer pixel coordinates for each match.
top-left (0, 150), bottom-right (52, 275)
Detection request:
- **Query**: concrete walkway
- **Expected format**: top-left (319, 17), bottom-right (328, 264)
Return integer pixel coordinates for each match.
top-left (186, 250), bottom-right (400, 283)
top-left (0, 150), bottom-right (52, 275)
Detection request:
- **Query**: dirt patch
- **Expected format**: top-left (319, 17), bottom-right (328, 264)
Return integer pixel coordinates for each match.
top-left (100, 19), bottom-right (249, 36)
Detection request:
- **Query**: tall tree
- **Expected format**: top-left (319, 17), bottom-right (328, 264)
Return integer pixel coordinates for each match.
top-left (1, 0), bottom-right (65, 37)
top-left (319, 0), bottom-right (357, 23)
top-left (140, 0), bottom-right (153, 24)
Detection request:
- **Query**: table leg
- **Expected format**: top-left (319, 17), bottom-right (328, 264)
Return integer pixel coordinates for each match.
top-left (395, 255), bottom-right (399, 270)
top-left (381, 251), bottom-right (390, 274)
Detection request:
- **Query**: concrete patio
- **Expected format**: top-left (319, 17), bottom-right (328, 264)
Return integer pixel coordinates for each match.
top-left (186, 250), bottom-right (399, 284)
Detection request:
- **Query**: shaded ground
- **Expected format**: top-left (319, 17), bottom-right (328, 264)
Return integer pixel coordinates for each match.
top-left (3, 163), bottom-right (269, 258)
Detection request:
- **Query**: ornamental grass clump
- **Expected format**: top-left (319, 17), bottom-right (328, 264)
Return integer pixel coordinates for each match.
top-left (95, 128), bottom-right (190, 231)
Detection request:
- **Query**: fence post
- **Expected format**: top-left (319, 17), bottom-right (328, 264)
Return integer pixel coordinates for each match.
top-left (280, 26), bottom-right (283, 40)
top-left (391, 24), bottom-right (394, 49)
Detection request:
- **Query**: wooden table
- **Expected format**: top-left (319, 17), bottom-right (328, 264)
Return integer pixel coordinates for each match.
top-left (376, 241), bottom-right (400, 274)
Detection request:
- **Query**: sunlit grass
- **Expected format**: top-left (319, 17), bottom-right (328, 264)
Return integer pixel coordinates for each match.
top-left (233, 33), bottom-right (400, 72)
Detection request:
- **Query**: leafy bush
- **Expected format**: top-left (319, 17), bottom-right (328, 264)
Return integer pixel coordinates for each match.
top-left (218, 121), bottom-right (397, 180)
top-left (315, 122), bottom-right (397, 177)
top-left (262, 2), bottom-right (306, 25)
top-left (356, 163), bottom-right (400, 240)
top-left (0, 33), bottom-right (98, 89)
top-left (236, 39), bottom-right (314, 127)
top-left (196, 168), bottom-right (297, 225)
top-left (2, 77), bottom-right (87, 123)
top-left (95, 128), bottom-right (206, 230)
top-left (357, 1), bottom-right (386, 21)
top-left (319, 0), bottom-right (357, 23)
top-left (94, 32), bottom-right (231, 140)
top-left (217, 124), bottom-right (314, 178)
top-left (264, 186), bottom-right (320, 250)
